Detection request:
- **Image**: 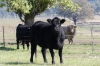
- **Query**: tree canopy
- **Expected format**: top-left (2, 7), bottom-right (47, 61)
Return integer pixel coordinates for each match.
top-left (57, 0), bottom-right (94, 25)
top-left (0, 0), bottom-right (78, 26)
top-left (88, 0), bottom-right (100, 15)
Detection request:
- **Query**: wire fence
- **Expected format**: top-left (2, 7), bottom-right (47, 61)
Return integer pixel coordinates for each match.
top-left (0, 24), bottom-right (100, 50)
top-left (0, 26), bottom-right (16, 44)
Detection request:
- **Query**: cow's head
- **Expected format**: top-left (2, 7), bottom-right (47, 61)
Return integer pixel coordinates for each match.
top-left (68, 25), bottom-right (77, 33)
top-left (47, 17), bottom-right (65, 32)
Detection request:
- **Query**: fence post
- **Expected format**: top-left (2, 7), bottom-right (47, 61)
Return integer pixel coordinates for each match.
top-left (3, 26), bottom-right (5, 47)
top-left (91, 26), bottom-right (94, 51)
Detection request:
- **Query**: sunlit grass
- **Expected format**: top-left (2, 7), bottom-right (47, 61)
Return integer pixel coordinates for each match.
top-left (0, 18), bottom-right (100, 66)
top-left (0, 44), bottom-right (100, 66)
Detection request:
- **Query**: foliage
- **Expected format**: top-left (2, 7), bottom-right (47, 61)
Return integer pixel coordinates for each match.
top-left (72, 0), bottom-right (94, 20)
top-left (0, 0), bottom-right (77, 15)
top-left (57, 0), bottom-right (94, 24)
top-left (88, 0), bottom-right (100, 15)
top-left (0, 0), bottom-right (78, 25)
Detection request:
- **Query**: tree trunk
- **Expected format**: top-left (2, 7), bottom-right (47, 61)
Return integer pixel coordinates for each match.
top-left (74, 21), bottom-right (76, 25)
top-left (24, 14), bottom-right (35, 27)
top-left (73, 16), bottom-right (77, 25)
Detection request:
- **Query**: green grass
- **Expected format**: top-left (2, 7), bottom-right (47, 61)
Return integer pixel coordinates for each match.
top-left (0, 18), bottom-right (100, 66)
top-left (0, 44), bottom-right (100, 66)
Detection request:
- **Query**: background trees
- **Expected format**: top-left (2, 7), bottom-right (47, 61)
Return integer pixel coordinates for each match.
top-left (0, 0), bottom-right (77, 26)
top-left (57, 0), bottom-right (94, 25)
top-left (88, 0), bottom-right (100, 15)
top-left (0, 0), bottom-right (97, 25)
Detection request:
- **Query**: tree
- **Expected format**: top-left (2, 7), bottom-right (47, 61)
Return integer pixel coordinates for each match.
top-left (57, 0), bottom-right (94, 25)
top-left (88, 0), bottom-right (100, 15)
top-left (0, 0), bottom-right (78, 26)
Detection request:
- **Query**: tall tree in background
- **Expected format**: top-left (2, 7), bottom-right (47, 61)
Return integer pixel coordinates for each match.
top-left (0, 0), bottom-right (78, 26)
top-left (72, 0), bottom-right (94, 24)
top-left (58, 0), bottom-right (94, 25)
top-left (88, 0), bottom-right (100, 15)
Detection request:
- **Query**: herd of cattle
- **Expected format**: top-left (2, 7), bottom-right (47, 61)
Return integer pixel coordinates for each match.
top-left (16, 17), bottom-right (77, 64)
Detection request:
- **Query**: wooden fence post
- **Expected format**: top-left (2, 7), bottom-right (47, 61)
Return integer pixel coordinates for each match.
top-left (3, 26), bottom-right (5, 47)
top-left (91, 26), bottom-right (94, 51)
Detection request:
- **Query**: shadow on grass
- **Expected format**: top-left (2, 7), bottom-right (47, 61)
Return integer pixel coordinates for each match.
top-left (0, 43), bottom-right (17, 45)
top-left (5, 62), bottom-right (53, 66)
top-left (0, 46), bottom-right (16, 51)
top-left (5, 62), bottom-right (30, 65)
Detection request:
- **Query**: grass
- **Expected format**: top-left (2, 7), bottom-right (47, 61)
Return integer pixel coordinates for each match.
top-left (0, 18), bottom-right (100, 66)
top-left (0, 44), bottom-right (100, 66)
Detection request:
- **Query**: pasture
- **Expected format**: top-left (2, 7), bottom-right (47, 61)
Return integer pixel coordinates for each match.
top-left (0, 44), bottom-right (100, 66)
top-left (0, 16), bottom-right (100, 66)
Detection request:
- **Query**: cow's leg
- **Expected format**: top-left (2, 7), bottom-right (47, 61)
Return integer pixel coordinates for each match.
top-left (30, 41), bottom-right (37, 63)
top-left (41, 48), bottom-right (47, 63)
top-left (49, 49), bottom-right (55, 64)
top-left (26, 42), bottom-right (29, 50)
top-left (22, 41), bottom-right (25, 49)
top-left (17, 39), bottom-right (19, 49)
top-left (69, 38), bottom-right (73, 44)
top-left (68, 39), bottom-right (71, 44)
top-left (71, 38), bottom-right (73, 44)
top-left (59, 48), bottom-right (63, 63)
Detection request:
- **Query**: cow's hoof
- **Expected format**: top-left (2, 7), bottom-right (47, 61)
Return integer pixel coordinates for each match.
top-left (30, 58), bottom-right (33, 63)
top-left (27, 48), bottom-right (29, 50)
top-left (17, 48), bottom-right (19, 49)
top-left (52, 61), bottom-right (55, 64)
top-left (60, 60), bottom-right (63, 64)
top-left (44, 60), bottom-right (48, 63)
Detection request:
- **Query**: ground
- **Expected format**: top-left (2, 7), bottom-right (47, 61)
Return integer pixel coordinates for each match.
top-left (0, 16), bottom-right (100, 66)
top-left (0, 44), bottom-right (100, 66)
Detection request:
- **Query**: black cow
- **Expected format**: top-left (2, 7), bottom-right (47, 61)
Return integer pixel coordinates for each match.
top-left (16, 24), bottom-right (30, 49)
top-left (62, 25), bottom-right (77, 44)
top-left (30, 17), bottom-right (66, 64)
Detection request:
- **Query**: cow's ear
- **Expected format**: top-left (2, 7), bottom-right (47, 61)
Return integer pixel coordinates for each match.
top-left (60, 19), bottom-right (66, 24)
top-left (47, 19), bottom-right (52, 23)
top-left (74, 25), bottom-right (77, 28)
